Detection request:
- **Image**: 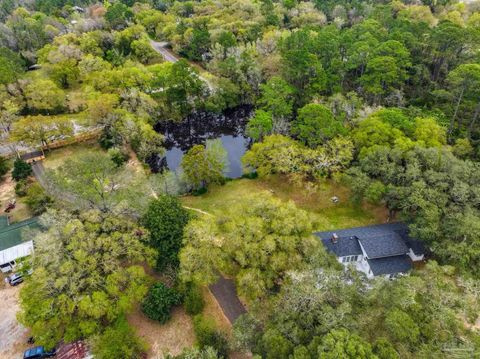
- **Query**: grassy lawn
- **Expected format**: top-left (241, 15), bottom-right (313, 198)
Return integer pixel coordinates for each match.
top-left (182, 175), bottom-right (388, 231)
top-left (43, 141), bottom-right (104, 170)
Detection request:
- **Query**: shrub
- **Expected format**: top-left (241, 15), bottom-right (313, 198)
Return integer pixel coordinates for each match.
top-left (92, 317), bottom-right (146, 359)
top-left (193, 315), bottom-right (229, 358)
top-left (142, 283), bottom-right (181, 323)
top-left (12, 158), bottom-right (32, 181)
top-left (385, 309), bottom-right (420, 346)
top-left (108, 147), bottom-right (129, 167)
top-left (15, 179), bottom-right (29, 197)
top-left (184, 282), bottom-right (205, 316)
top-left (193, 187), bottom-right (208, 196)
top-left (24, 183), bottom-right (53, 215)
top-left (169, 346), bottom-right (219, 358)
top-left (0, 156), bottom-right (9, 180)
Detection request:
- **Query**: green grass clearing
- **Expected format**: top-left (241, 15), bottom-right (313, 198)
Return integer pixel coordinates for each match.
top-left (43, 141), bottom-right (104, 170)
top-left (181, 175), bottom-right (388, 231)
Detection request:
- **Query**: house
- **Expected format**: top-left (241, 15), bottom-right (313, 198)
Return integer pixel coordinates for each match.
top-left (316, 223), bottom-right (425, 279)
top-left (0, 216), bottom-right (40, 273)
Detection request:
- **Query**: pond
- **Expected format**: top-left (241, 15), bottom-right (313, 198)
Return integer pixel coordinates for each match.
top-left (152, 105), bottom-right (253, 178)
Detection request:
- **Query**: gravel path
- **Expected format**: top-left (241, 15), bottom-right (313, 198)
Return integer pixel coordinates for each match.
top-left (0, 285), bottom-right (29, 359)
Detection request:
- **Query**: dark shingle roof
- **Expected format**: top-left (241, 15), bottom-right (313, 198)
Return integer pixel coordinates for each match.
top-left (21, 150), bottom-right (44, 161)
top-left (316, 222), bottom-right (425, 259)
top-left (358, 232), bottom-right (409, 259)
top-left (367, 255), bottom-right (412, 276)
top-left (320, 236), bottom-right (362, 257)
top-left (406, 239), bottom-right (426, 256)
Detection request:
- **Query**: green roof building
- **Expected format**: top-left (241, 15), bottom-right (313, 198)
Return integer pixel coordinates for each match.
top-left (0, 216), bottom-right (40, 272)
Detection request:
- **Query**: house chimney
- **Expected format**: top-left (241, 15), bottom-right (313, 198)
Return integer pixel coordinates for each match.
top-left (332, 233), bottom-right (338, 243)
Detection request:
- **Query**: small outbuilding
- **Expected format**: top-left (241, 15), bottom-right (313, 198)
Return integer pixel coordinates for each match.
top-left (20, 150), bottom-right (45, 164)
top-left (0, 216), bottom-right (39, 273)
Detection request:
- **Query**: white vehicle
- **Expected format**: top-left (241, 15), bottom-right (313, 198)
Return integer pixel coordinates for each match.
top-left (0, 260), bottom-right (16, 273)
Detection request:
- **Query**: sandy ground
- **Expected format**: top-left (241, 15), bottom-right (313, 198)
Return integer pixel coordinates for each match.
top-left (128, 306), bottom-right (195, 358)
top-left (0, 283), bottom-right (30, 359)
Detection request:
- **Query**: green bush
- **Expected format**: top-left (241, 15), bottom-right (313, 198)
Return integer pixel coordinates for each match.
top-left (193, 187), bottom-right (208, 196)
top-left (0, 156), bottom-right (9, 180)
top-left (108, 147), bottom-right (129, 167)
top-left (92, 317), bottom-right (146, 359)
top-left (24, 183), bottom-right (53, 215)
top-left (12, 158), bottom-right (32, 181)
top-left (241, 172), bottom-right (258, 179)
top-left (193, 315), bottom-right (229, 358)
top-left (142, 283), bottom-right (181, 323)
top-left (15, 179), bottom-right (29, 196)
top-left (184, 282), bottom-right (205, 316)
top-left (169, 346), bottom-right (219, 358)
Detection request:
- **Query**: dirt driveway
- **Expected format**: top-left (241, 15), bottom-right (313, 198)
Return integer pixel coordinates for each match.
top-left (0, 283), bottom-right (30, 359)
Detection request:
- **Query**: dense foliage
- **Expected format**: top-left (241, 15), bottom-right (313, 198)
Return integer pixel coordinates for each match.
top-left (180, 193), bottom-right (328, 300)
top-left (193, 315), bottom-right (229, 358)
top-left (0, 156), bottom-right (9, 180)
top-left (142, 282), bottom-right (181, 323)
top-left (3, 0), bottom-right (480, 356)
top-left (18, 210), bottom-right (154, 349)
top-left (91, 317), bottom-right (147, 359)
top-left (142, 195), bottom-right (190, 269)
top-left (11, 158), bottom-right (32, 181)
top-left (233, 262), bottom-right (480, 358)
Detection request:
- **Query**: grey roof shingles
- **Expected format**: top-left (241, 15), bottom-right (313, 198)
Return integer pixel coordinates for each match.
top-left (406, 239), bottom-right (426, 256)
top-left (367, 255), bottom-right (412, 276)
top-left (316, 223), bottom-right (425, 277)
top-left (358, 232), bottom-right (409, 259)
top-left (320, 236), bottom-right (362, 257)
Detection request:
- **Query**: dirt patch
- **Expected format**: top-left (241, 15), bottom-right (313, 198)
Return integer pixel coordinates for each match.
top-left (0, 284), bottom-right (30, 359)
top-left (0, 172), bottom-right (32, 223)
top-left (128, 306), bottom-right (195, 358)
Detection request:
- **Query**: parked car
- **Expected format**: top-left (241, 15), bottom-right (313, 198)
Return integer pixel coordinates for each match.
top-left (23, 346), bottom-right (56, 359)
top-left (0, 260), bottom-right (16, 273)
top-left (6, 272), bottom-right (23, 286)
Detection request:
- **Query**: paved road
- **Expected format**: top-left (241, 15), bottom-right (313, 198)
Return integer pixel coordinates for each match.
top-left (149, 40), bottom-right (214, 92)
top-left (209, 276), bottom-right (247, 324)
top-left (149, 40), bottom-right (179, 63)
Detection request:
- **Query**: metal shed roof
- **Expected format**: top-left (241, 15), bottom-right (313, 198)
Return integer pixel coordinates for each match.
top-left (0, 217), bottom-right (40, 252)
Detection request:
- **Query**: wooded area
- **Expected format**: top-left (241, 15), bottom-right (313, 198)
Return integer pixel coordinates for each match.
top-left (1, 0), bottom-right (480, 357)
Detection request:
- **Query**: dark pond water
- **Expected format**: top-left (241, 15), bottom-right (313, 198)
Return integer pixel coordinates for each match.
top-left (151, 105), bottom-right (253, 178)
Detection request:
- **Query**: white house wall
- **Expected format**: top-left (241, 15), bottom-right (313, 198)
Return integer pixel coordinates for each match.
top-left (408, 249), bottom-right (424, 262)
top-left (0, 241), bottom-right (34, 265)
top-left (339, 255), bottom-right (374, 278)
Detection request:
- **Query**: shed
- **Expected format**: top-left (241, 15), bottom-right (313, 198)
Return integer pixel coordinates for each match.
top-left (20, 150), bottom-right (45, 163)
top-left (0, 217), bottom-right (40, 271)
